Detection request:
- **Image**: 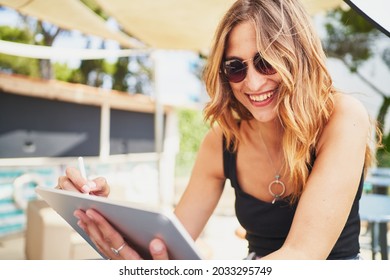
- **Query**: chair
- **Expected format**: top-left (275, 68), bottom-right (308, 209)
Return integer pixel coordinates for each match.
top-left (25, 199), bottom-right (101, 259)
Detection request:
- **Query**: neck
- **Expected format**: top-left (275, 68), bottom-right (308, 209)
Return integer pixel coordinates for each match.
top-left (255, 119), bottom-right (283, 151)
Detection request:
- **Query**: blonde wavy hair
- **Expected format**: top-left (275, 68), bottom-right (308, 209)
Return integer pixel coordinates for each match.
top-left (203, 0), bottom-right (377, 202)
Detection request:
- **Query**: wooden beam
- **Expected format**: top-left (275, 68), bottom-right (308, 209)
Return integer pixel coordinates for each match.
top-left (0, 73), bottom-right (172, 114)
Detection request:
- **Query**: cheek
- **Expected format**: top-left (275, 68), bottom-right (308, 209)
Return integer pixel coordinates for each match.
top-left (230, 84), bottom-right (243, 100)
top-left (232, 90), bottom-right (249, 109)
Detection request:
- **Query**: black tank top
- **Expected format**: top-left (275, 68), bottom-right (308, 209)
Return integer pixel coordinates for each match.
top-left (223, 138), bottom-right (363, 259)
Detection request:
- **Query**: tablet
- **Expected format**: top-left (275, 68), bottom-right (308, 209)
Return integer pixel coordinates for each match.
top-left (35, 187), bottom-right (202, 260)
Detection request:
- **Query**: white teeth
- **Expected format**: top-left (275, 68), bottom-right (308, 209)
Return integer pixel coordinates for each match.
top-left (249, 92), bottom-right (273, 102)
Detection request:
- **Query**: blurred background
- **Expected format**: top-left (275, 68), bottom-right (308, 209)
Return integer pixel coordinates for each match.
top-left (0, 0), bottom-right (389, 260)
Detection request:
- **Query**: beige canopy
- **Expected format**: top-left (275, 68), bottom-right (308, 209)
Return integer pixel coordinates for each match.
top-left (0, 0), bottom-right (343, 52)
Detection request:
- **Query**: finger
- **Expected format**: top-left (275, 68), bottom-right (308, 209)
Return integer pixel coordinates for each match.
top-left (85, 209), bottom-right (122, 244)
top-left (76, 218), bottom-right (107, 256)
top-left (64, 167), bottom-right (109, 195)
top-left (74, 209), bottom-right (113, 259)
top-left (114, 243), bottom-right (143, 260)
top-left (150, 238), bottom-right (169, 260)
top-left (89, 177), bottom-right (110, 197)
top-left (74, 209), bottom-right (98, 237)
top-left (57, 176), bottom-right (80, 192)
top-left (85, 209), bottom-right (142, 260)
top-left (66, 167), bottom-right (89, 193)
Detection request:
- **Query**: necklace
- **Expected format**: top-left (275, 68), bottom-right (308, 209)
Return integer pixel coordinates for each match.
top-left (259, 127), bottom-right (286, 204)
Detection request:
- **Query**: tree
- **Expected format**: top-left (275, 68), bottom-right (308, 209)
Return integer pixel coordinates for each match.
top-left (112, 56), bottom-right (130, 91)
top-left (35, 21), bottom-right (64, 79)
top-left (0, 10), bottom-right (66, 79)
top-left (126, 55), bottom-right (153, 95)
top-left (0, 5), bottom-right (153, 94)
top-left (0, 25), bottom-right (40, 77)
top-left (322, 7), bottom-right (390, 166)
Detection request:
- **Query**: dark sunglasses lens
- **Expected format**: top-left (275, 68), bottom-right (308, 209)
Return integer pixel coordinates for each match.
top-left (254, 54), bottom-right (276, 75)
top-left (223, 59), bottom-right (247, 83)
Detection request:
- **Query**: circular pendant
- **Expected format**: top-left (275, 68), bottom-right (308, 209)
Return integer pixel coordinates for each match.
top-left (268, 179), bottom-right (286, 204)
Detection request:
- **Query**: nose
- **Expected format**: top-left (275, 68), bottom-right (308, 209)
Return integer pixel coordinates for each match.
top-left (244, 63), bottom-right (267, 90)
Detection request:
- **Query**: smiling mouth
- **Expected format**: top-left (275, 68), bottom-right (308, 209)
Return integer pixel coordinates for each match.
top-left (248, 90), bottom-right (274, 102)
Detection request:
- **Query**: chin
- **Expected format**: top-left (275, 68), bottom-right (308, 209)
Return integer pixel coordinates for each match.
top-left (251, 110), bottom-right (278, 124)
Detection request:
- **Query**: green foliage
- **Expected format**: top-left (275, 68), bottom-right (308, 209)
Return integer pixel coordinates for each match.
top-left (323, 8), bottom-right (381, 71)
top-left (0, 53), bottom-right (41, 77)
top-left (0, 25), bottom-right (40, 76)
top-left (68, 59), bottom-right (105, 87)
top-left (376, 148), bottom-right (390, 167)
top-left (112, 56), bottom-right (130, 91)
top-left (175, 108), bottom-right (209, 177)
top-left (80, 0), bottom-right (109, 20)
top-left (53, 62), bottom-right (75, 81)
top-left (334, 8), bottom-right (377, 34)
top-left (0, 25), bottom-right (33, 42)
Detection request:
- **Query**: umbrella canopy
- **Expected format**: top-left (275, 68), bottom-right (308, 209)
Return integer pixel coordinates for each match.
top-left (98, 0), bottom-right (341, 52)
top-left (0, 0), bottom-right (144, 48)
top-left (0, 0), bottom-right (343, 52)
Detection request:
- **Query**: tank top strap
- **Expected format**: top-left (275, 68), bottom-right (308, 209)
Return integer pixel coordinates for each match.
top-left (222, 136), bottom-right (237, 181)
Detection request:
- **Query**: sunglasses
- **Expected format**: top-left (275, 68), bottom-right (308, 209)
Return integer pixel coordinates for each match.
top-left (221, 53), bottom-right (276, 83)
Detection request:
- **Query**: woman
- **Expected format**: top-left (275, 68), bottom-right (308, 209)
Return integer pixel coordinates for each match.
top-left (58, 0), bottom-right (379, 260)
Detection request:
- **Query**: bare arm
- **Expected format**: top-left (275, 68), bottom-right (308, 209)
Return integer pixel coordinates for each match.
top-left (174, 126), bottom-right (227, 240)
top-left (74, 126), bottom-right (226, 260)
top-left (262, 94), bottom-right (370, 259)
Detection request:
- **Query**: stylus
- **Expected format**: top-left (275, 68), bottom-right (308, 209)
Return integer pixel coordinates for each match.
top-left (78, 156), bottom-right (87, 179)
top-left (78, 157), bottom-right (93, 194)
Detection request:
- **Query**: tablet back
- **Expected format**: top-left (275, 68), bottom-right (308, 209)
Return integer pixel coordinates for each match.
top-left (35, 187), bottom-right (202, 260)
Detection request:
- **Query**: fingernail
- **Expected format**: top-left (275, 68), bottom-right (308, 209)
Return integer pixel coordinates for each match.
top-left (152, 242), bottom-right (164, 254)
top-left (86, 210), bottom-right (94, 220)
top-left (81, 184), bottom-right (90, 193)
top-left (87, 181), bottom-right (97, 190)
top-left (77, 220), bottom-right (85, 231)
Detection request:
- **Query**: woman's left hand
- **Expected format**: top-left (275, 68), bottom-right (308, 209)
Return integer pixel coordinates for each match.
top-left (74, 209), bottom-right (170, 260)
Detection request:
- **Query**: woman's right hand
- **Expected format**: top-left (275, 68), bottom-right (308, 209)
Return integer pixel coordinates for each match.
top-left (57, 166), bottom-right (110, 197)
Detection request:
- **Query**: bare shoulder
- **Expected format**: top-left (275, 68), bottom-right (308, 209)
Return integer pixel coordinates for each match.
top-left (332, 93), bottom-right (370, 126)
top-left (201, 125), bottom-right (224, 151)
top-left (317, 93), bottom-right (370, 151)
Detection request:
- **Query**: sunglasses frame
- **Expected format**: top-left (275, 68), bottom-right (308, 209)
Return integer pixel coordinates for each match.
top-left (221, 53), bottom-right (276, 83)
